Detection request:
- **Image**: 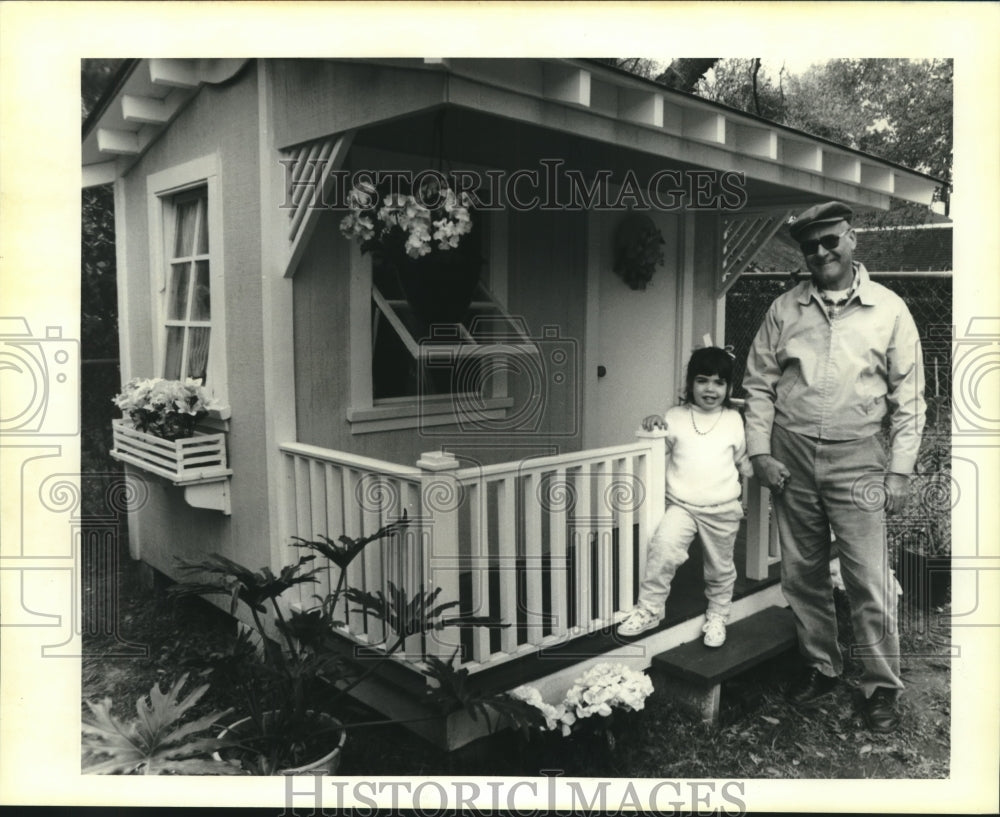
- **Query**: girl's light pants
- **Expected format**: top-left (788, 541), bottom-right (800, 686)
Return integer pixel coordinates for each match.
top-left (635, 495), bottom-right (744, 621)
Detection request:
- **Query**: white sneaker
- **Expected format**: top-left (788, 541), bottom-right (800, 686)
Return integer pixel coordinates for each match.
top-left (617, 607), bottom-right (661, 637)
top-left (702, 614), bottom-right (727, 648)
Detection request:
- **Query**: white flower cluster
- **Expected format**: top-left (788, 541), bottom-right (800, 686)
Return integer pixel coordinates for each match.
top-left (509, 663), bottom-right (653, 736)
top-left (113, 377), bottom-right (224, 438)
top-left (563, 663), bottom-right (654, 720)
top-left (508, 685), bottom-right (577, 736)
top-left (339, 180), bottom-right (473, 259)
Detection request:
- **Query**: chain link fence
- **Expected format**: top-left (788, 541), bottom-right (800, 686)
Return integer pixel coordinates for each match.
top-left (725, 272), bottom-right (953, 402)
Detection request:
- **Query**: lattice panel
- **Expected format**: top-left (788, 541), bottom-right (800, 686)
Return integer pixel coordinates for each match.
top-left (283, 136), bottom-right (340, 243)
top-left (718, 209), bottom-right (793, 295)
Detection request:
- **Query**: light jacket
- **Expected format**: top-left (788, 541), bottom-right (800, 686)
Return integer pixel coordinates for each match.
top-left (743, 263), bottom-right (926, 474)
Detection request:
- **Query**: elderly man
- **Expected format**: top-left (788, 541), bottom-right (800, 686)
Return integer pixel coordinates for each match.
top-left (743, 201), bottom-right (926, 733)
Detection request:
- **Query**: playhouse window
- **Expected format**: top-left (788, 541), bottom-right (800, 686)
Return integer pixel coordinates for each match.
top-left (348, 208), bottom-right (523, 431)
top-left (162, 188), bottom-right (212, 382)
top-left (370, 272), bottom-right (533, 402)
top-left (147, 155), bottom-right (228, 407)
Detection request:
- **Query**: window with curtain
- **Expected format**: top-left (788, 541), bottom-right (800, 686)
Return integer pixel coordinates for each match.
top-left (162, 187), bottom-right (212, 383)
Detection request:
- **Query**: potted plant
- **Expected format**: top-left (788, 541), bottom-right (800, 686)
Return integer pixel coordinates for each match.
top-left (339, 176), bottom-right (482, 328)
top-left (170, 515), bottom-right (509, 774)
top-left (112, 377), bottom-right (226, 441)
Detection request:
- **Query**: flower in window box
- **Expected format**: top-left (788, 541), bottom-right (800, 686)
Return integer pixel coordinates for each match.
top-left (112, 377), bottom-right (225, 441)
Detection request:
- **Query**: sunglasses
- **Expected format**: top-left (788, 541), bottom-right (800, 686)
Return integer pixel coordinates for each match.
top-left (799, 226), bottom-right (850, 256)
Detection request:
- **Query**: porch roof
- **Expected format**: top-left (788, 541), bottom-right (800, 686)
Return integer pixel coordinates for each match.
top-left (82, 57), bottom-right (945, 213)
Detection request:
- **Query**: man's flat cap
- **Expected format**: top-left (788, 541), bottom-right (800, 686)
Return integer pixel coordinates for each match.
top-left (788, 201), bottom-right (854, 241)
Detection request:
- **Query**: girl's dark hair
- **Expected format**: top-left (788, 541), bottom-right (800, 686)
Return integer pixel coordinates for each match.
top-left (683, 347), bottom-right (735, 407)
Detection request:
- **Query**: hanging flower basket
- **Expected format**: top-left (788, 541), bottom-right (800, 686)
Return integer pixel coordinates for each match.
top-left (340, 176), bottom-right (482, 328)
top-left (613, 212), bottom-right (665, 290)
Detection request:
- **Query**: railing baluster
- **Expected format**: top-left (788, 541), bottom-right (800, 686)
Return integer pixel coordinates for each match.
top-left (616, 455), bottom-right (635, 616)
top-left (401, 481), bottom-right (423, 660)
top-left (342, 469), bottom-right (368, 639)
top-left (293, 456), bottom-right (313, 610)
top-left (571, 464), bottom-right (590, 635)
top-left (361, 477), bottom-right (386, 646)
top-left (523, 470), bottom-right (544, 645)
top-left (323, 463), bottom-right (344, 621)
top-left (497, 475), bottom-right (517, 654)
top-left (302, 459), bottom-right (327, 604)
top-left (548, 468), bottom-right (568, 639)
top-left (594, 459), bottom-right (614, 627)
top-left (469, 480), bottom-right (489, 663)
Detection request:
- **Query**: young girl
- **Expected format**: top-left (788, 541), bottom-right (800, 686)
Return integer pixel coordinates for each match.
top-left (617, 346), bottom-right (752, 647)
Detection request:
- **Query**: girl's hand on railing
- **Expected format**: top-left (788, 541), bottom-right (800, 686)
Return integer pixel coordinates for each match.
top-left (641, 414), bottom-right (667, 432)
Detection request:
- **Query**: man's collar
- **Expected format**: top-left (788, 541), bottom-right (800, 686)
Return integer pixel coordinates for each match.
top-left (799, 263), bottom-right (873, 306)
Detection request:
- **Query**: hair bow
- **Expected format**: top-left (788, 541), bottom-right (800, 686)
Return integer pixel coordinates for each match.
top-left (723, 344), bottom-right (736, 360)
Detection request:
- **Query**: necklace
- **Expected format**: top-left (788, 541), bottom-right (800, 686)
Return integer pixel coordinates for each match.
top-left (689, 406), bottom-right (723, 435)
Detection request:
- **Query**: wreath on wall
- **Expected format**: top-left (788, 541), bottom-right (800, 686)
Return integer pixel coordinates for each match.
top-left (613, 212), bottom-right (665, 290)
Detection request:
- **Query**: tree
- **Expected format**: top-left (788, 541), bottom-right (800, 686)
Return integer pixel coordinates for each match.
top-left (82, 59), bottom-right (126, 361)
top-left (595, 58), bottom-right (719, 92)
top-left (694, 58), bottom-right (952, 225)
top-left (784, 59), bottom-right (952, 183)
top-left (82, 59), bottom-right (127, 122)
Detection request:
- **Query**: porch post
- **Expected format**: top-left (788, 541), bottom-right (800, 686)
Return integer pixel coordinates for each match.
top-left (632, 429), bottom-right (668, 610)
top-left (744, 478), bottom-right (776, 581)
top-left (416, 451), bottom-right (464, 660)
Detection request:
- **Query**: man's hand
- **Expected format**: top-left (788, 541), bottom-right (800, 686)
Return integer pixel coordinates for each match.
top-left (884, 473), bottom-right (910, 514)
top-left (642, 414), bottom-right (667, 432)
top-left (751, 454), bottom-right (792, 493)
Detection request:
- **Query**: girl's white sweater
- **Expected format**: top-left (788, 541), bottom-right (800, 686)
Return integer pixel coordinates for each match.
top-left (662, 405), bottom-right (751, 506)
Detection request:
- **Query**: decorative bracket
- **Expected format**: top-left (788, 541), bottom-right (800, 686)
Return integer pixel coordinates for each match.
top-left (717, 208), bottom-right (794, 296)
top-left (182, 478), bottom-right (232, 515)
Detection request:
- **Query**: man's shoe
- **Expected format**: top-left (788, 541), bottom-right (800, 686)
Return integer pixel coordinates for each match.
top-left (786, 667), bottom-right (839, 707)
top-left (863, 687), bottom-right (901, 733)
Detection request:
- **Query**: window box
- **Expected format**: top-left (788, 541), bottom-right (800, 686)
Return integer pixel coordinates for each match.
top-left (110, 419), bottom-right (232, 513)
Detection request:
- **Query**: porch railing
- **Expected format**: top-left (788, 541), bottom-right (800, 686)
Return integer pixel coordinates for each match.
top-left (279, 430), bottom-right (779, 674)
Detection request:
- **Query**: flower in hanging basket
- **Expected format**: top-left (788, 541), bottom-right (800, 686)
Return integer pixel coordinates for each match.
top-left (613, 212), bottom-right (666, 290)
top-left (340, 176), bottom-right (474, 260)
top-left (112, 377), bottom-right (225, 441)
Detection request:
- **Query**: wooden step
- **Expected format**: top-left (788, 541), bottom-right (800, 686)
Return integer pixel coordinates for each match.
top-left (649, 606), bottom-right (798, 723)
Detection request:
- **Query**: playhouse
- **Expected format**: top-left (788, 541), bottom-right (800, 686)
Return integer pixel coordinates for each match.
top-left (82, 58), bottom-right (942, 746)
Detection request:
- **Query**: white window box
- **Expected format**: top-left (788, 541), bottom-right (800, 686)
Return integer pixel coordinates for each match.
top-left (110, 419), bottom-right (232, 514)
